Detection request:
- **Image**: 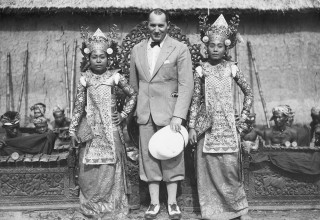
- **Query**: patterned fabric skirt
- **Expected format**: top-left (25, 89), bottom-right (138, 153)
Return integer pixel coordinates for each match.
top-left (77, 130), bottom-right (129, 220)
top-left (196, 137), bottom-right (248, 220)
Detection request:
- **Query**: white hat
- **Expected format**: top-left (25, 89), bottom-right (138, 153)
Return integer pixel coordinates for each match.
top-left (148, 125), bottom-right (188, 160)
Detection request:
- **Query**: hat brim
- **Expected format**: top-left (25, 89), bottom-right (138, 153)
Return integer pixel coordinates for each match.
top-left (148, 125), bottom-right (187, 160)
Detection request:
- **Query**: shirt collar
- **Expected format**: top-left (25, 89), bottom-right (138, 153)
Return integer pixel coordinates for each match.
top-left (147, 34), bottom-right (167, 49)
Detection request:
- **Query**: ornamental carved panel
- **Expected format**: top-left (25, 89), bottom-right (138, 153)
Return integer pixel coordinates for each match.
top-left (245, 161), bottom-right (320, 207)
top-left (0, 172), bottom-right (64, 197)
top-left (0, 166), bottom-right (78, 207)
top-left (252, 172), bottom-right (320, 197)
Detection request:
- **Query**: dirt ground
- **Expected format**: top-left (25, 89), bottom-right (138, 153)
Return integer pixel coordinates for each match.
top-left (1, 207), bottom-right (320, 220)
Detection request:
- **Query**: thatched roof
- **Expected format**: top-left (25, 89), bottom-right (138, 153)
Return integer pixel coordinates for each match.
top-left (1, 0), bottom-right (320, 14)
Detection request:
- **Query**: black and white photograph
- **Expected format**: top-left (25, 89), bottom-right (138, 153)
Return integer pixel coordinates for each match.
top-left (0, 0), bottom-right (320, 219)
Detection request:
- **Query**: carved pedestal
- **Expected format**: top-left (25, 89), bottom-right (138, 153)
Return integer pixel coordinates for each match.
top-left (0, 151), bottom-right (79, 210)
top-left (244, 151), bottom-right (320, 210)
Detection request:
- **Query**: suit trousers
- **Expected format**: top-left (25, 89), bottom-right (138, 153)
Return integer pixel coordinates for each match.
top-left (139, 116), bottom-right (185, 182)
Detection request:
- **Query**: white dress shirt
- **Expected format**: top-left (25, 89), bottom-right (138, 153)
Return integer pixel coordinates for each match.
top-left (147, 35), bottom-right (167, 76)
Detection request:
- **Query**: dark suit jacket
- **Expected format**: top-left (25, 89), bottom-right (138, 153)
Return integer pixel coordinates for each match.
top-left (130, 36), bottom-right (194, 126)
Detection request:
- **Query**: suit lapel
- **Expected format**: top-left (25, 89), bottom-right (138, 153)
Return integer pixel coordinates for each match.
top-left (151, 36), bottom-right (175, 80)
top-left (137, 40), bottom-right (151, 81)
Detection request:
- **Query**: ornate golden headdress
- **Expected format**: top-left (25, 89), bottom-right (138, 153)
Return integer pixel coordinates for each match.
top-left (199, 14), bottom-right (242, 49)
top-left (80, 26), bottom-right (120, 71)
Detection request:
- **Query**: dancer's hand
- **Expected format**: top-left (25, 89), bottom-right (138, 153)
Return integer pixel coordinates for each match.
top-left (70, 131), bottom-right (80, 148)
top-left (112, 111), bottom-right (123, 125)
top-left (188, 128), bottom-right (197, 145)
top-left (170, 117), bottom-right (182, 132)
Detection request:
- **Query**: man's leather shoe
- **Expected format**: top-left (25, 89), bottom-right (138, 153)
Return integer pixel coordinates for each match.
top-left (168, 203), bottom-right (182, 219)
top-left (145, 204), bottom-right (160, 219)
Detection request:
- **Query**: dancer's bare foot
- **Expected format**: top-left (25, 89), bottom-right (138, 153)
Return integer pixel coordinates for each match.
top-left (240, 214), bottom-right (252, 220)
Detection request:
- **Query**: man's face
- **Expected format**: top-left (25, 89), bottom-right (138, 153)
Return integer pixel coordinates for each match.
top-left (53, 112), bottom-right (65, 125)
top-left (273, 112), bottom-right (288, 127)
top-left (35, 123), bottom-right (48, 134)
top-left (34, 109), bottom-right (43, 118)
top-left (287, 116), bottom-right (294, 127)
top-left (148, 12), bottom-right (168, 42)
top-left (4, 124), bottom-right (20, 138)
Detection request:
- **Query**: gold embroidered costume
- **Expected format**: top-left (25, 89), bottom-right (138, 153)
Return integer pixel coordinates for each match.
top-left (69, 28), bottom-right (137, 219)
top-left (189, 15), bottom-right (253, 220)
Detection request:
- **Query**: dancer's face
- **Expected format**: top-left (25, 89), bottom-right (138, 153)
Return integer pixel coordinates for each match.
top-left (90, 49), bottom-right (108, 74)
top-left (207, 37), bottom-right (226, 61)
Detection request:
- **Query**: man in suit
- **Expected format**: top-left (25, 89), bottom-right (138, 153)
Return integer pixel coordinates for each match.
top-left (130, 8), bottom-right (194, 219)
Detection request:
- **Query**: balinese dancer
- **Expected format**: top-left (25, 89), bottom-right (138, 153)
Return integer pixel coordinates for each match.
top-left (188, 14), bottom-right (253, 220)
top-left (69, 28), bottom-right (137, 219)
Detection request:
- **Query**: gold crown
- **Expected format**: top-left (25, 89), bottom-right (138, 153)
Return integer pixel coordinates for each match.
top-left (81, 28), bottom-right (111, 54)
top-left (199, 14), bottom-right (241, 49)
top-left (208, 15), bottom-right (229, 40)
top-left (81, 27), bottom-right (119, 55)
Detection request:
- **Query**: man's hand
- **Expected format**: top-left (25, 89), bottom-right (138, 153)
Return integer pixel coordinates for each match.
top-left (112, 111), bottom-right (124, 125)
top-left (170, 117), bottom-right (182, 132)
top-left (188, 128), bottom-right (197, 145)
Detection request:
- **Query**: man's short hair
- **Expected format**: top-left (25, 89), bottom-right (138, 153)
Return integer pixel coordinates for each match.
top-left (148, 8), bottom-right (170, 23)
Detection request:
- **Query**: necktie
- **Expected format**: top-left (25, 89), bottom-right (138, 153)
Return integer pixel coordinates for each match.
top-left (150, 41), bottom-right (160, 48)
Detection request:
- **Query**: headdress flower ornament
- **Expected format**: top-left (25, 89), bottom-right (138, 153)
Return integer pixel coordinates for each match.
top-left (199, 14), bottom-right (242, 49)
top-left (195, 66), bottom-right (203, 78)
top-left (80, 26), bottom-right (120, 71)
top-left (0, 111), bottom-right (20, 126)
